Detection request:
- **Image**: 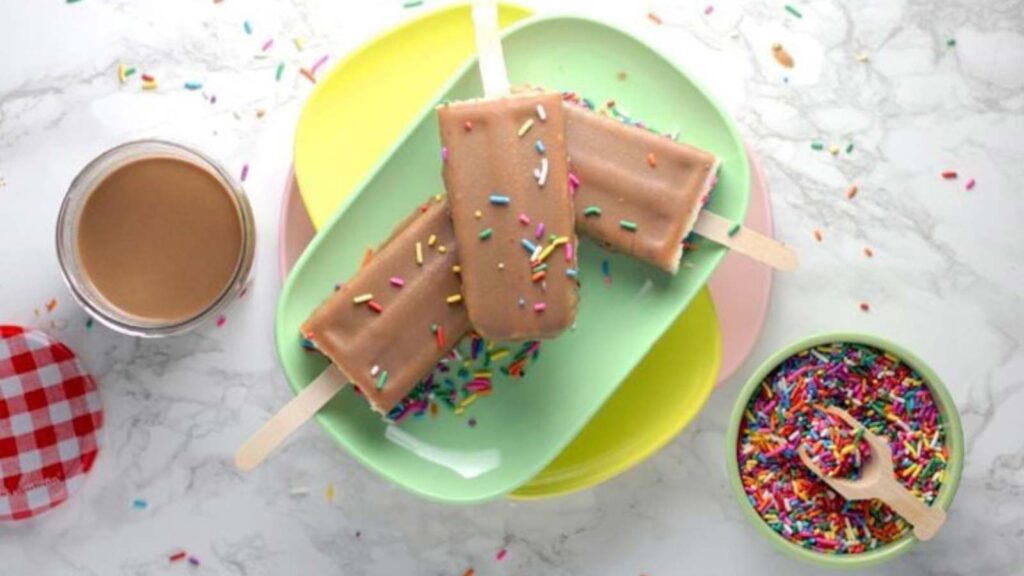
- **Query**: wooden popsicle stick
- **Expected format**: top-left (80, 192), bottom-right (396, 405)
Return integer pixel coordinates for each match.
top-left (471, 0), bottom-right (510, 97)
top-left (692, 210), bottom-right (799, 272)
top-left (234, 365), bottom-right (348, 471)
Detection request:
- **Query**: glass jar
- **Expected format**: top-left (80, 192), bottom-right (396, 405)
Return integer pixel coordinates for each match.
top-left (56, 140), bottom-right (255, 337)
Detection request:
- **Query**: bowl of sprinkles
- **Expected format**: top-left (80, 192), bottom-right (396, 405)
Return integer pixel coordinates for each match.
top-left (726, 334), bottom-right (963, 568)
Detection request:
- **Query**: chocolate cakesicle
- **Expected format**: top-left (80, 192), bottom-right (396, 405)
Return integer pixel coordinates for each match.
top-left (301, 196), bottom-right (471, 414)
top-left (436, 1), bottom-right (578, 341)
top-left (563, 99), bottom-right (720, 274)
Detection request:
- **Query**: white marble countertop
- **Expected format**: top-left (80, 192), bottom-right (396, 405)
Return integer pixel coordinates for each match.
top-left (1, 0), bottom-right (1022, 574)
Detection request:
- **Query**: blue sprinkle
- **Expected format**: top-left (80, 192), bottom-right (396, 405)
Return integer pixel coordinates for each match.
top-left (183, 81), bottom-right (203, 91)
top-left (489, 194), bottom-right (510, 205)
top-left (601, 259), bottom-right (610, 277)
top-left (243, 20), bottom-right (253, 34)
top-left (535, 139), bottom-right (545, 154)
top-left (521, 239), bottom-right (537, 253)
top-left (132, 499), bottom-right (148, 510)
top-left (565, 268), bottom-right (578, 278)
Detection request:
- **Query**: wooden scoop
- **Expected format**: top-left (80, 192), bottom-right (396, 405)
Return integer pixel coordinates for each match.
top-left (797, 406), bottom-right (947, 541)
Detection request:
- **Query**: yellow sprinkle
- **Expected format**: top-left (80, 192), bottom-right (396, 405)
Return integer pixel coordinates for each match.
top-left (452, 265), bottom-right (462, 274)
top-left (517, 118), bottom-right (535, 137)
top-left (352, 293), bottom-right (373, 304)
top-left (446, 294), bottom-right (463, 304)
top-left (142, 80), bottom-right (158, 90)
top-left (474, 371), bottom-right (493, 378)
top-left (459, 393), bottom-right (480, 408)
top-left (534, 238), bottom-right (567, 264)
top-left (433, 194), bottom-right (443, 202)
top-left (117, 63), bottom-right (128, 83)
top-left (489, 349), bottom-right (509, 360)
top-left (438, 245), bottom-right (448, 254)
top-left (293, 37), bottom-right (306, 50)
top-left (474, 209), bottom-right (482, 219)
top-left (325, 483), bottom-right (335, 503)
top-left (416, 242), bottom-right (423, 265)
top-left (454, 407), bottom-right (465, 415)
top-left (428, 234), bottom-right (437, 246)
top-left (855, 52), bottom-right (870, 62)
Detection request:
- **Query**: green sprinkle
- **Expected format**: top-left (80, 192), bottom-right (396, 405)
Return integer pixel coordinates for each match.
top-left (403, 0), bottom-right (423, 7)
top-left (728, 223), bottom-right (742, 237)
top-left (532, 263), bottom-right (549, 273)
top-left (124, 67), bottom-right (137, 78)
top-left (66, 0), bottom-right (84, 3)
top-left (376, 370), bottom-right (389, 390)
top-left (811, 142), bottom-right (824, 150)
top-left (846, 142), bottom-right (854, 154)
top-left (785, 4), bottom-right (803, 18)
top-left (583, 206), bottom-right (602, 217)
top-left (619, 220), bottom-right (638, 231)
top-left (275, 62), bottom-right (285, 81)
top-left (479, 227), bottom-right (493, 240)
top-left (431, 323), bottom-right (438, 334)
top-left (85, 318), bottom-right (94, 330)
top-left (946, 38), bottom-right (956, 47)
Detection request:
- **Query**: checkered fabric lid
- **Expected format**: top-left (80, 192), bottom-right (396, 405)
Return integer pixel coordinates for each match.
top-left (0, 325), bottom-right (103, 521)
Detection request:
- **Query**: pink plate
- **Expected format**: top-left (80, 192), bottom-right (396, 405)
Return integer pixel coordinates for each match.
top-left (708, 143), bottom-right (774, 383)
top-left (278, 145), bottom-right (774, 385)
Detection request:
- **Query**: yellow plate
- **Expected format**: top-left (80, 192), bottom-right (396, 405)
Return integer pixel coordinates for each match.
top-left (291, 3), bottom-right (722, 498)
top-left (294, 3), bottom-right (532, 229)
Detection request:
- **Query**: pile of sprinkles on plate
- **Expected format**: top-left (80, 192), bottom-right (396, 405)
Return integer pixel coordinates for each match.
top-left (737, 342), bottom-right (948, 554)
top-left (303, 333), bottom-right (540, 424)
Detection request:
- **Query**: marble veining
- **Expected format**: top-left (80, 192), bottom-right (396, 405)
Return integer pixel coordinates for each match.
top-left (1, 0), bottom-right (1022, 574)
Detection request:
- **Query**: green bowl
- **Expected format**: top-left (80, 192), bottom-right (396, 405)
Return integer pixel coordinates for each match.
top-left (725, 333), bottom-right (964, 569)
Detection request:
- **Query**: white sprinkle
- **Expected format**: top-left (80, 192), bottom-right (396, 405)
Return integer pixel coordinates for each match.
top-left (537, 157), bottom-right (549, 187)
top-left (370, 365), bottom-right (380, 377)
top-left (531, 245), bottom-right (543, 261)
top-left (536, 104), bottom-right (547, 121)
top-left (290, 485), bottom-right (310, 497)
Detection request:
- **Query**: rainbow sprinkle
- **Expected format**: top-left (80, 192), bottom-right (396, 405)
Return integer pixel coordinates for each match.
top-left (620, 220), bottom-right (638, 232)
top-left (489, 194), bottom-right (510, 205)
top-left (737, 342), bottom-right (948, 554)
top-left (584, 206), bottom-right (602, 217)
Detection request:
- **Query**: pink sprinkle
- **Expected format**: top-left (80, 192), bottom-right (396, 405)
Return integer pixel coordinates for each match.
top-left (535, 222), bottom-right (545, 239)
top-left (568, 172), bottom-right (580, 194)
top-left (518, 213), bottom-right (530, 225)
top-left (240, 163), bottom-right (249, 182)
top-left (496, 549), bottom-right (508, 561)
top-left (965, 177), bottom-right (976, 190)
top-left (441, 146), bottom-right (449, 162)
top-left (564, 242), bottom-right (573, 262)
top-left (390, 276), bottom-right (405, 287)
top-left (533, 302), bottom-right (546, 313)
top-left (705, 5), bottom-right (714, 15)
top-left (261, 38), bottom-right (274, 51)
top-left (216, 314), bottom-right (227, 327)
top-left (311, 54), bottom-right (329, 74)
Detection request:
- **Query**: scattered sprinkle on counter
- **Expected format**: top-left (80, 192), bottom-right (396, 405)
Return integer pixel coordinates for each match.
top-left (784, 4), bottom-right (803, 18)
top-left (860, 301), bottom-right (871, 312)
top-left (846, 184), bottom-right (858, 199)
top-left (132, 498), bottom-right (148, 510)
top-left (216, 314), bottom-right (227, 327)
top-left (813, 229), bottom-right (823, 242)
top-left (965, 178), bottom-right (976, 191)
top-left (647, 12), bottom-right (663, 24)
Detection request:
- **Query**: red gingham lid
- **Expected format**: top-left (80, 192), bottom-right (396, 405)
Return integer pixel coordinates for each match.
top-left (0, 325), bottom-right (103, 521)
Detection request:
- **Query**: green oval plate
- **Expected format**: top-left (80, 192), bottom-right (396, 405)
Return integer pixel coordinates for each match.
top-left (277, 15), bottom-right (750, 503)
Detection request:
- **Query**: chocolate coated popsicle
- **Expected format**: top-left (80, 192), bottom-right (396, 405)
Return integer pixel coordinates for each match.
top-left (564, 99), bottom-right (720, 274)
top-left (437, 92), bottom-right (579, 340)
top-left (302, 196), bottom-right (470, 415)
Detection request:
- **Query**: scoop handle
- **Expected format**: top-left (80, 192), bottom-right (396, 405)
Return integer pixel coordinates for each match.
top-left (693, 210), bottom-right (799, 272)
top-left (876, 475), bottom-right (947, 541)
top-left (471, 0), bottom-right (510, 97)
top-left (234, 365), bottom-right (348, 471)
